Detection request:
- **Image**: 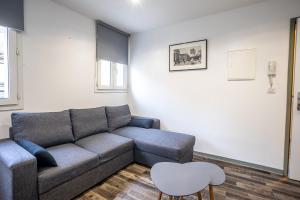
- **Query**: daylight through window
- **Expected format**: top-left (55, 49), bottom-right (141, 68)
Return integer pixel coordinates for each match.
top-left (0, 26), bottom-right (9, 99)
top-left (0, 26), bottom-right (19, 106)
top-left (97, 60), bottom-right (127, 91)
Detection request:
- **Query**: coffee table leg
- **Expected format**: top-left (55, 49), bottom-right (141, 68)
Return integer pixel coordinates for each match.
top-left (209, 185), bottom-right (214, 200)
top-left (158, 192), bottom-right (162, 200)
top-left (197, 192), bottom-right (202, 200)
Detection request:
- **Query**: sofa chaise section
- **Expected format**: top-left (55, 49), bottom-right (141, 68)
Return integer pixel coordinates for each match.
top-left (113, 126), bottom-right (195, 166)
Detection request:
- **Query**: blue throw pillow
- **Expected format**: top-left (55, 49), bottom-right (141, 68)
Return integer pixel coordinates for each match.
top-left (16, 139), bottom-right (57, 168)
top-left (128, 118), bottom-right (154, 129)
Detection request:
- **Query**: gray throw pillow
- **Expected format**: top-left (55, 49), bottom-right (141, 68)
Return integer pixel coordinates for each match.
top-left (128, 118), bottom-right (154, 129)
top-left (106, 105), bottom-right (131, 132)
top-left (70, 107), bottom-right (108, 140)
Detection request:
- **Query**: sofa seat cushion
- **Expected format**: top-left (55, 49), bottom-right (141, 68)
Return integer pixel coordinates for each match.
top-left (38, 143), bottom-right (99, 194)
top-left (112, 127), bottom-right (195, 161)
top-left (76, 133), bottom-right (134, 163)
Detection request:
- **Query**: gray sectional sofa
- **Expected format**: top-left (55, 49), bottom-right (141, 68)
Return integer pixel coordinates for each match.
top-left (0, 105), bottom-right (195, 200)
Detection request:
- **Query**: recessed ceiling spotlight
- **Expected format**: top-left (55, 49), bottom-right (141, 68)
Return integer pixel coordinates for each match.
top-left (130, 0), bottom-right (141, 5)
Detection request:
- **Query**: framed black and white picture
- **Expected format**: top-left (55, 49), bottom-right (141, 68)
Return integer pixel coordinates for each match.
top-left (169, 39), bottom-right (207, 71)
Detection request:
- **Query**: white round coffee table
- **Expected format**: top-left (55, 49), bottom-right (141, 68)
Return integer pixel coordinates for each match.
top-left (189, 162), bottom-right (226, 200)
top-left (150, 162), bottom-right (225, 200)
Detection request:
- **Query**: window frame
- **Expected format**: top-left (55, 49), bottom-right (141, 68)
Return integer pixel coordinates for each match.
top-left (0, 27), bottom-right (23, 111)
top-left (95, 59), bottom-right (128, 93)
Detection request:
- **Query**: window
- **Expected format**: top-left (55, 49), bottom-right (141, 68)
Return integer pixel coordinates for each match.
top-left (96, 59), bottom-right (128, 91)
top-left (0, 27), bottom-right (8, 99)
top-left (0, 26), bottom-right (20, 107)
top-left (95, 21), bottom-right (129, 93)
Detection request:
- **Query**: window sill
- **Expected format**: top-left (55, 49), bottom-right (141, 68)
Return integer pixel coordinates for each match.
top-left (95, 89), bottom-right (128, 93)
top-left (0, 103), bottom-right (23, 111)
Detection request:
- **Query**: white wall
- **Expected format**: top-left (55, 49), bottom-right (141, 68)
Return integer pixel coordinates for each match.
top-left (129, 0), bottom-right (300, 170)
top-left (0, 0), bottom-right (128, 138)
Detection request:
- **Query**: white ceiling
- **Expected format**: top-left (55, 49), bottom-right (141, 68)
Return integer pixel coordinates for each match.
top-left (52, 0), bottom-right (266, 33)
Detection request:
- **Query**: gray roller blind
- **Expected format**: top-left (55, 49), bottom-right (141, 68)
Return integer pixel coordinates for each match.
top-left (96, 21), bottom-right (130, 65)
top-left (0, 0), bottom-right (24, 31)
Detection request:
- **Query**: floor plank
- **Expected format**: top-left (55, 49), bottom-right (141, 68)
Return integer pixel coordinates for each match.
top-left (75, 155), bottom-right (300, 200)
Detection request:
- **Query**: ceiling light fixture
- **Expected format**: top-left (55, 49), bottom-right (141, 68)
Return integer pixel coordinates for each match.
top-left (130, 0), bottom-right (141, 5)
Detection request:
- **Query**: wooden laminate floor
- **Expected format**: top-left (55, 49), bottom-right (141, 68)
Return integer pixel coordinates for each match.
top-left (75, 155), bottom-right (300, 200)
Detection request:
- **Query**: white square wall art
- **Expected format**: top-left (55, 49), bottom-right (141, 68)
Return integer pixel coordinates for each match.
top-left (227, 49), bottom-right (256, 81)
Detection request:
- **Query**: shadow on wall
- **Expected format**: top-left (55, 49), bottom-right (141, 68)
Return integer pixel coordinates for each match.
top-left (0, 124), bottom-right (10, 138)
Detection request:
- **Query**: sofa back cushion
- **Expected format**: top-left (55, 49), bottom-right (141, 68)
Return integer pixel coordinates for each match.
top-left (11, 111), bottom-right (74, 148)
top-left (106, 105), bottom-right (131, 132)
top-left (70, 107), bottom-right (108, 140)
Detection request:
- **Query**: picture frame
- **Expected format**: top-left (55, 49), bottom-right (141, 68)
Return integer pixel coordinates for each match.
top-left (169, 39), bottom-right (207, 72)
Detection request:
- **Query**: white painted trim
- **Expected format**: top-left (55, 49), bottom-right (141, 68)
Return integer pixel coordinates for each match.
top-left (0, 30), bottom-right (23, 111)
top-left (194, 151), bottom-right (283, 175)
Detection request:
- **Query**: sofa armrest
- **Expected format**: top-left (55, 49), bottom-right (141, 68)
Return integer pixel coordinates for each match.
top-left (131, 116), bottom-right (160, 129)
top-left (0, 139), bottom-right (38, 200)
